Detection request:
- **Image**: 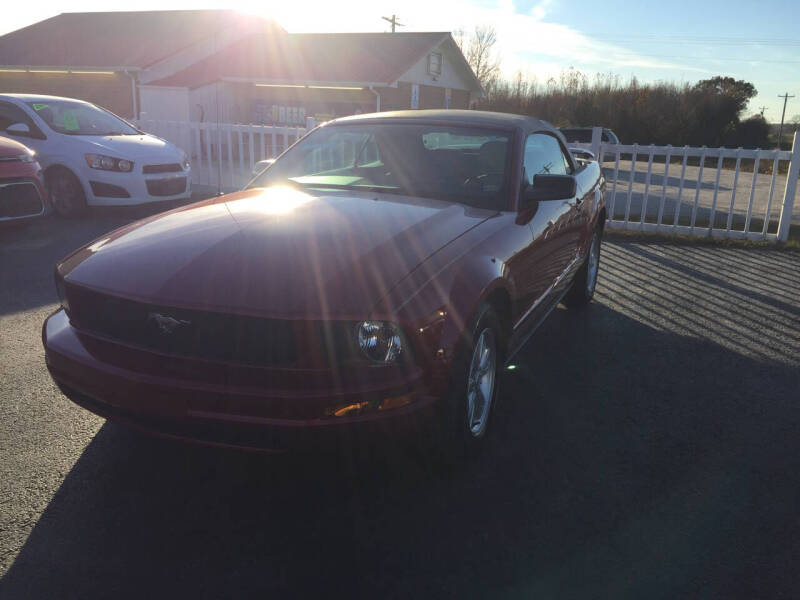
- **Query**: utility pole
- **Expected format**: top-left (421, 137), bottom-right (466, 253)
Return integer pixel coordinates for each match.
top-left (381, 14), bottom-right (404, 32)
top-left (777, 93), bottom-right (795, 149)
top-left (758, 106), bottom-right (768, 118)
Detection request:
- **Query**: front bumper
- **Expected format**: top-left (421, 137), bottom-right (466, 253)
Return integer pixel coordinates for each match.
top-left (43, 309), bottom-right (437, 451)
top-left (82, 167), bottom-right (192, 207)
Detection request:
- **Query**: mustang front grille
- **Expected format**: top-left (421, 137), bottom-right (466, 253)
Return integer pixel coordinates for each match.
top-left (64, 284), bottom-right (358, 368)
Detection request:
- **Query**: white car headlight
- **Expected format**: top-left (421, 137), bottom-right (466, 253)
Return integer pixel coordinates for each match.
top-left (357, 321), bottom-right (405, 363)
top-left (85, 153), bottom-right (134, 172)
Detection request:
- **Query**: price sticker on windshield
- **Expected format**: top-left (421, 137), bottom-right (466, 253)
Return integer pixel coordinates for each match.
top-left (62, 110), bottom-right (79, 131)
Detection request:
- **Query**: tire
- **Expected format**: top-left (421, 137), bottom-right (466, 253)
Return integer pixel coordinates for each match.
top-left (47, 168), bottom-right (87, 217)
top-left (563, 226), bottom-right (602, 308)
top-left (433, 303), bottom-right (505, 465)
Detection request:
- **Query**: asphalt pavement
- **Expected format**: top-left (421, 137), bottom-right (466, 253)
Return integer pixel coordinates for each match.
top-left (1, 204), bottom-right (799, 599)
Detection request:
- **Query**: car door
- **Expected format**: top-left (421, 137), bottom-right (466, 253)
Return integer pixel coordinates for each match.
top-left (516, 132), bottom-right (579, 305)
top-left (552, 134), bottom-right (587, 272)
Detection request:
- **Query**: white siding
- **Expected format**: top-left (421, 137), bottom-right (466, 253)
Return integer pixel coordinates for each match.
top-left (138, 87), bottom-right (191, 121)
top-left (189, 83), bottom-right (236, 123)
top-left (396, 41), bottom-right (475, 91)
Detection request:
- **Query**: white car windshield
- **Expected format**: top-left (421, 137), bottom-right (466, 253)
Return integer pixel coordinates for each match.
top-left (249, 123), bottom-right (512, 210)
top-left (26, 100), bottom-right (139, 136)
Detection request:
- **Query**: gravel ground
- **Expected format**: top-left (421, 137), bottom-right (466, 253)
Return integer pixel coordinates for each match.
top-left (1, 206), bottom-right (799, 599)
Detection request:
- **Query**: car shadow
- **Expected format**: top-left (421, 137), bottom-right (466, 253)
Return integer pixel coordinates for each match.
top-left (3, 291), bottom-right (800, 598)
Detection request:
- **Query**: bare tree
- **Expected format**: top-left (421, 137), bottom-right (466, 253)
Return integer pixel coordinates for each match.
top-left (791, 114), bottom-right (800, 131)
top-left (452, 28), bottom-right (466, 53)
top-left (462, 25), bottom-right (501, 92)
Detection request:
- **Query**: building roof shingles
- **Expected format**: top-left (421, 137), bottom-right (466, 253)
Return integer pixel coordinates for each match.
top-left (147, 31), bottom-right (451, 88)
top-left (0, 10), bottom-right (279, 69)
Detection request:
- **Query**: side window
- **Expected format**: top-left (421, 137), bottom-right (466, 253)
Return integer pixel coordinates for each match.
top-left (0, 101), bottom-right (41, 138)
top-left (522, 133), bottom-right (571, 186)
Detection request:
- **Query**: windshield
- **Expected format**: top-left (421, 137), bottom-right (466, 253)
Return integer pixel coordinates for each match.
top-left (249, 123), bottom-right (512, 210)
top-left (26, 100), bottom-right (139, 136)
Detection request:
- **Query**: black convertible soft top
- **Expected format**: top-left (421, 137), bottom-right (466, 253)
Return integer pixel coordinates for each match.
top-left (331, 109), bottom-right (558, 136)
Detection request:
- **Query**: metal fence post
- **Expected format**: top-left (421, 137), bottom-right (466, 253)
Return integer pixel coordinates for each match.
top-left (777, 131), bottom-right (799, 242)
top-left (591, 126), bottom-right (602, 160)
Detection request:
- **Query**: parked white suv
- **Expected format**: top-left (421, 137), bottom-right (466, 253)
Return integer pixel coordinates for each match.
top-left (0, 94), bottom-right (190, 215)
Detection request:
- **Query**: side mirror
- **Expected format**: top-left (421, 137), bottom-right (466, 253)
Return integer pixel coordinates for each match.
top-left (6, 122), bottom-right (31, 137)
top-left (252, 158), bottom-right (275, 176)
top-left (522, 174), bottom-right (577, 204)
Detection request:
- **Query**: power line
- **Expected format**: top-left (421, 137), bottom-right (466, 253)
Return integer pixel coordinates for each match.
top-left (580, 33), bottom-right (800, 46)
top-left (600, 52), bottom-right (800, 64)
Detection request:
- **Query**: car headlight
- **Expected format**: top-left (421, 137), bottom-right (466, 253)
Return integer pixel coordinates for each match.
top-left (85, 153), bottom-right (134, 172)
top-left (357, 321), bottom-right (404, 363)
top-left (180, 151), bottom-right (190, 170)
top-left (16, 152), bottom-right (35, 163)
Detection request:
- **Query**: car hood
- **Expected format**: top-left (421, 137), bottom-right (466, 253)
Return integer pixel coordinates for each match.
top-left (60, 187), bottom-right (495, 319)
top-left (0, 135), bottom-right (34, 157)
top-left (74, 133), bottom-right (183, 162)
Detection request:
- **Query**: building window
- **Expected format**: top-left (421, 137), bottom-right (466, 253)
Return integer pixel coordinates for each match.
top-left (427, 53), bottom-right (443, 76)
top-left (411, 84), bottom-right (420, 109)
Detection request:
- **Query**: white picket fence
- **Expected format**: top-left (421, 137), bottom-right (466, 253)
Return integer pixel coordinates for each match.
top-left (575, 127), bottom-right (799, 242)
top-left (135, 119), bottom-right (799, 243)
top-left (135, 119), bottom-right (315, 192)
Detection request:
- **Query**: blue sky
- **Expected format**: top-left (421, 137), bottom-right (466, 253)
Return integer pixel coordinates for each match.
top-left (3, 0), bottom-right (798, 120)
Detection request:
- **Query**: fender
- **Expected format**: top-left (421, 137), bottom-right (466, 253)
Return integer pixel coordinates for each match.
top-left (371, 214), bottom-right (520, 374)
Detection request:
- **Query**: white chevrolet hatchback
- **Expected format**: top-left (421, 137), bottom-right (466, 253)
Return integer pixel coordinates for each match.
top-left (0, 94), bottom-right (191, 215)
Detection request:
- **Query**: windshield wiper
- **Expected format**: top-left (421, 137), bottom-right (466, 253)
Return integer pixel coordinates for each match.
top-left (290, 181), bottom-right (404, 194)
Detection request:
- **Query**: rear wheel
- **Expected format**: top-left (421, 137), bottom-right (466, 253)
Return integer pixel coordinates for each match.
top-left (47, 168), bottom-right (87, 217)
top-left (563, 226), bottom-right (602, 308)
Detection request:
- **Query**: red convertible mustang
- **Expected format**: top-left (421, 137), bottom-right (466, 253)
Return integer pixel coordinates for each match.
top-left (43, 110), bottom-right (605, 457)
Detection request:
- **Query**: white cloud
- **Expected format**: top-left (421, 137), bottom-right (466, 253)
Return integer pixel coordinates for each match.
top-left (530, 0), bottom-right (553, 20)
top-left (255, 0), bottom-right (707, 78)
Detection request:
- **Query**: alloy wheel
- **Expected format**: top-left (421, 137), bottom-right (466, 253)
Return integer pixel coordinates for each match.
top-left (586, 232), bottom-right (600, 295)
top-left (466, 328), bottom-right (496, 437)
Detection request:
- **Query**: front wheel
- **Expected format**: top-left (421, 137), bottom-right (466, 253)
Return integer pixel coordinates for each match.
top-left (433, 304), bottom-right (505, 464)
top-left (563, 226), bottom-right (602, 308)
top-left (47, 168), bottom-right (87, 217)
